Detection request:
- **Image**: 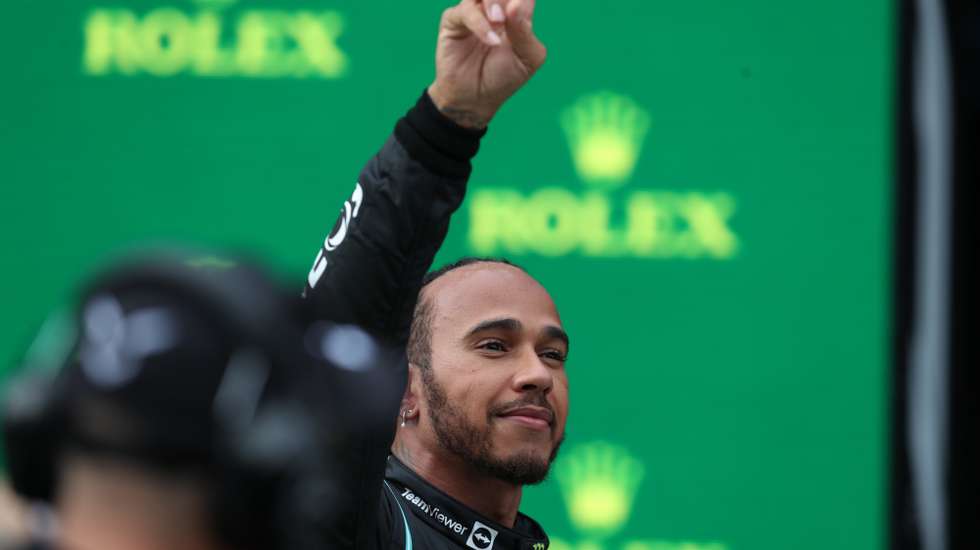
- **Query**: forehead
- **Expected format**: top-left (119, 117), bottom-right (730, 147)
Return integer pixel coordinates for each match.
top-left (424, 263), bottom-right (561, 330)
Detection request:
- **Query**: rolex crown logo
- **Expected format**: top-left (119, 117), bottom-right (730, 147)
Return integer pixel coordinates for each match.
top-left (554, 441), bottom-right (645, 539)
top-left (561, 91), bottom-right (651, 189)
top-left (533, 544), bottom-right (546, 550)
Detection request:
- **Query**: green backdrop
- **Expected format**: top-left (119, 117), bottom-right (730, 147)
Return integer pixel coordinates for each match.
top-left (0, 1), bottom-right (893, 549)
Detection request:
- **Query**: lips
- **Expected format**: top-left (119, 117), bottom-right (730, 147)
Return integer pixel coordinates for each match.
top-left (497, 406), bottom-right (554, 426)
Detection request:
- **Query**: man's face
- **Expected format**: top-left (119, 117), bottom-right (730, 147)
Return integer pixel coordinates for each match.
top-left (417, 263), bottom-right (569, 485)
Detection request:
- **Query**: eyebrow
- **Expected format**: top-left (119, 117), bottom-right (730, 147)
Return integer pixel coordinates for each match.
top-left (464, 317), bottom-right (570, 349)
top-left (543, 325), bottom-right (570, 350)
top-left (465, 318), bottom-right (522, 337)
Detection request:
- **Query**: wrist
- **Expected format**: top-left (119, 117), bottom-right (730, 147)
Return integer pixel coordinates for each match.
top-left (393, 89), bottom-right (487, 177)
top-left (427, 83), bottom-right (494, 129)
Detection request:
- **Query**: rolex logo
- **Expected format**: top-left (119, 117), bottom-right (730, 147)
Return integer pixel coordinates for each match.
top-left (466, 91), bottom-right (738, 260)
top-left (533, 544), bottom-right (546, 550)
top-left (554, 441), bottom-right (645, 540)
top-left (82, 3), bottom-right (349, 79)
top-left (561, 91), bottom-right (651, 189)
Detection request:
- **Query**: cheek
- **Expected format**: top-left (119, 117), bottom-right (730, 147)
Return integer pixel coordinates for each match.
top-left (552, 374), bottom-right (571, 423)
top-left (458, 376), bottom-right (508, 420)
top-left (432, 353), bottom-right (507, 417)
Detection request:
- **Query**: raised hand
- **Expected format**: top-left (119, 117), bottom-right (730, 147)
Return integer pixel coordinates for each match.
top-left (428, 0), bottom-right (547, 128)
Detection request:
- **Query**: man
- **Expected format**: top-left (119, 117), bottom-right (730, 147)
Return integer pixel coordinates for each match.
top-left (303, 0), bottom-right (567, 548)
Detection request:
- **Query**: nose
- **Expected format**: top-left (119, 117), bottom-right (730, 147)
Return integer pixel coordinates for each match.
top-left (511, 346), bottom-right (554, 394)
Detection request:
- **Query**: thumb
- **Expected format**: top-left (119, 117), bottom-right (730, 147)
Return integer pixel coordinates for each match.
top-left (504, 0), bottom-right (546, 71)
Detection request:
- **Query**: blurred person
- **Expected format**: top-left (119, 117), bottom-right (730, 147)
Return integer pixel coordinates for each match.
top-left (1, 255), bottom-right (400, 550)
top-left (0, 481), bottom-right (29, 547)
top-left (301, 0), bottom-right (566, 547)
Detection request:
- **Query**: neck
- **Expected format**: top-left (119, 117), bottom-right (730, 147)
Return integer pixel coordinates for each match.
top-left (392, 432), bottom-right (523, 527)
top-left (56, 455), bottom-right (225, 550)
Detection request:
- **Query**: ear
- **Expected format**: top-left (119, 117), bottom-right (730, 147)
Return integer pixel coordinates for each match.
top-left (400, 362), bottom-right (422, 417)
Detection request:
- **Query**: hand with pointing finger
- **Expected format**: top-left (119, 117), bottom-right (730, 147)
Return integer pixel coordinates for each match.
top-left (428, 0), bottom-right (547, 129)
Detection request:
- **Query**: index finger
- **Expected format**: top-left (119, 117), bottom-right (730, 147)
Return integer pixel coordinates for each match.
top-left (443, 1), bottom-right (503, 46)
top-left (480, 0), bottom-right (507, 24)
top-left (505, 0), bottom-right (536, 24)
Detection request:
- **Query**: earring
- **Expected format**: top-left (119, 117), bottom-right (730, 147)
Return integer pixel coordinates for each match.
top-left (401, 409), bottom-right (412, 427)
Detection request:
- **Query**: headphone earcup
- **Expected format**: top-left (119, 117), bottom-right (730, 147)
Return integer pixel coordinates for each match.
top-left (2, 371), bottom-right (64, 502)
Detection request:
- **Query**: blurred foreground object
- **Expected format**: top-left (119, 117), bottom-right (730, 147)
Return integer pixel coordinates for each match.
top-left (0, 481), bottom-right (29, 547)
top-left (1, 251), bottom-right (402, 550)
top-left (892, 0), bottom-right (977, 549)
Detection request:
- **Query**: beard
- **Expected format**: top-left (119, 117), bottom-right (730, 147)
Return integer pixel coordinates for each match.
top-left (421, 368), bottom-right (564, 486)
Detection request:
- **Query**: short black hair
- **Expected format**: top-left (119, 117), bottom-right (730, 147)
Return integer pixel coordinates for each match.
top-left (420, 257), bottom-right (525, 288)
top-left (407, 257), bottom-right (526, 370)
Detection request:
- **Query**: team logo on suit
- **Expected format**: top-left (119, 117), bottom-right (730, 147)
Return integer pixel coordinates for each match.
top-left (466, 521), bottom-right (498, 550)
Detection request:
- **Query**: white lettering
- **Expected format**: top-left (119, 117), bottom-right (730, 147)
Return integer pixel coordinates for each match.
top-left (307, 183), bottom-right (364, 289)
top-left (307, 249), bottom-right (327, 288)
top-left (398, 490), bottom-right (469, 536)
top-left (325, 201), bottom-right (353, 251)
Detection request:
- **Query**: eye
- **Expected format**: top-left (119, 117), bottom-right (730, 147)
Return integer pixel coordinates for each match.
top-left (477, 340), bottom-right (508, 352)
top-left (540, 349), bottom-right (567, 363)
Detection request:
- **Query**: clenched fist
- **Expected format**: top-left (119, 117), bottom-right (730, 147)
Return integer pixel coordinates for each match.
top-left (428, 0), bottom-right (547, 129)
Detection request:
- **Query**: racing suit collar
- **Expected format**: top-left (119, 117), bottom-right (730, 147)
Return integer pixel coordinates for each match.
top-left (385, 456), bottom-right (551, 550)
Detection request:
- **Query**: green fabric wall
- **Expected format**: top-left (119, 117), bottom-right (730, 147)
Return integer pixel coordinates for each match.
top-left (0, 1), bottom-right (893, 549)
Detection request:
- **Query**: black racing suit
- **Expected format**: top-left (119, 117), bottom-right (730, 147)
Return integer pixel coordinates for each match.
top-left (302, 92), bottom-right (551, 550)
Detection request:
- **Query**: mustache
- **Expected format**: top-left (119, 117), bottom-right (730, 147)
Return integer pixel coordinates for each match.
top-left (488, 394), bottom-right (555, 419)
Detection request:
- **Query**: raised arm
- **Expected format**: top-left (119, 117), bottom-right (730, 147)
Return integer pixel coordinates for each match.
top-left (302, 94), bottom-right (484, 346)
top-left (300, 1), bottom-right (546, 548)
top-left (302, 0), bottom-right (546, 347)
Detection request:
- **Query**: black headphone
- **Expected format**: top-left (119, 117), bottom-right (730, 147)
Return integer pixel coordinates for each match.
top-left (1, 253), bottom-right (391, 550)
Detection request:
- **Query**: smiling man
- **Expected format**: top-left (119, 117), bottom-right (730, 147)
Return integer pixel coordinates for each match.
top-left (395, 257), bottom-right (569, 532)
top-left (301, 0), bottom-right (564, 547)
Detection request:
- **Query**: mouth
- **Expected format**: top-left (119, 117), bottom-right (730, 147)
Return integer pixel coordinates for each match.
top-left (497, 406), bottom-right (554, 431)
